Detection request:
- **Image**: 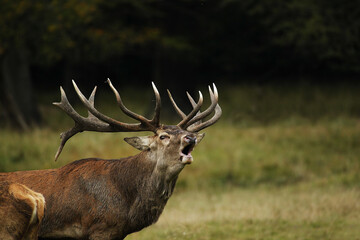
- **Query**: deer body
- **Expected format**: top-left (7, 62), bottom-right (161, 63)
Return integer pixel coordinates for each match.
top-left (1, 142), bottom-right (186, 239)
top-left (0, 80), bottom-right (221, 239)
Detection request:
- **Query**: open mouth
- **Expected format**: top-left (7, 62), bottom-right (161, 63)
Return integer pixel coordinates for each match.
top-left (180, 143), bottom-right (195, 164)
top-left (182, 143), bottom-right (195, 156)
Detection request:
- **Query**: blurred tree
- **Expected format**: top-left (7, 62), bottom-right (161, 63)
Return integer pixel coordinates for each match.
top-left (242, 0), bottom-right (360, 75)
top-left (0, 0), bottom-right (44, 129)
top-left (0, 0), bottom-right (175, 128)
top-left (1, 0), bottom-right (359, 129)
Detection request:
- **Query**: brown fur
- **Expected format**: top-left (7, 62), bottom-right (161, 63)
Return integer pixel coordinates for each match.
top-left (0, 182), bottom-right (45, 240)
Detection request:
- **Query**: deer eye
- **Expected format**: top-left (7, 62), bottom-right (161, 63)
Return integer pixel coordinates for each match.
top-left (159, 135), bottom-right (169, 140)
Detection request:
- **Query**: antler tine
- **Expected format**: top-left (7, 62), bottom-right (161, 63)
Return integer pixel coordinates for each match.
top-left (53, 86), bottom-right (87, 123)
top-left (87, 86), bottom-right (101, 120)
top-left (186, 92), bottom-right (197, 108)
top-left (185, 83), bottom-right (219, 128)
top-left (106, 79), bottom-right (153, 127)
top-left (167, 89), bottom-right (186, 119)
top-left (177, 91), bottom-right (203, 128)
top-left (186, 91), bottom-right (202, 126)
top-left (186, 83), bottom-right (222, 132)
top-left (150, 82), bottom-right (161, 126)
top-left (54, 126), bottom-right (80, 162)
top-left (187, 104), bottom-right (222, 132)
top-left (167, 88), bottom-right (203, 127)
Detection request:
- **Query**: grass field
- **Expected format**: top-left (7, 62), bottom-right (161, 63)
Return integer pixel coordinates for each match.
top-left (127, 186), bottom-right (360, 240)
top-left (1, 82), bottom-right (360, 239)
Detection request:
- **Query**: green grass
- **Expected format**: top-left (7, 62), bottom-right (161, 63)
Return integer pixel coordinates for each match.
top-left (2, 118), bottom-right (359, 188)
top-left (1, 83), bottom-right (360, 239)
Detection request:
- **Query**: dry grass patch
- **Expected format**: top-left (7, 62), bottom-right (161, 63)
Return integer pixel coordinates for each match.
top-left (159, 187), bottom-right (360, 224)
top-left (127, 187), bottom-right (360, 240)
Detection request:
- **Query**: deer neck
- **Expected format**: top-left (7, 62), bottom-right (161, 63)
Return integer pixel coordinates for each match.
top-left (124, 151), bottom-right (180, 232)
top-left (144, 150), bottom-right (183, 200)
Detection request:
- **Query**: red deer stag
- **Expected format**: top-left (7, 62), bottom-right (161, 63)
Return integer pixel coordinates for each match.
top-left (0, 79), bottom-right (221, 239)
top-left (0, 182), bottom-right (45, 240)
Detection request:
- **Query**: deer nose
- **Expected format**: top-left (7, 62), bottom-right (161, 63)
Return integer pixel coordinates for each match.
top-left (184, 135), bottom-right (196, 144)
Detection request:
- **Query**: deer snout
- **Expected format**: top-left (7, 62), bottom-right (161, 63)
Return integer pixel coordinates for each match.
top-left (184, 135), bottom-right (196, 144)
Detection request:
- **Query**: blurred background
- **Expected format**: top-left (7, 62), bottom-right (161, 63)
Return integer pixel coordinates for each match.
top-left (1, 0), bottom-right (360, 239)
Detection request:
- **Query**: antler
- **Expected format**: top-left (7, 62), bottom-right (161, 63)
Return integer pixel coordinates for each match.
top-left (167, 83), bottom-right (222, 132)
top-left (53, 79), bottom-right (161, 161)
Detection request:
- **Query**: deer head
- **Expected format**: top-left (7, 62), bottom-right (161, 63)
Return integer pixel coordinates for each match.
top-left (53, 79), bottom-right (222, 174)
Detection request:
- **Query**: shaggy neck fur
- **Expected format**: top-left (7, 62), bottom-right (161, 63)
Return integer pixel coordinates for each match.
top-left (115, 151), bottom-right (182, 235)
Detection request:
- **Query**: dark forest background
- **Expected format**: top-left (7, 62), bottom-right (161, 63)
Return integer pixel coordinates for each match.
top-left (0, 0), bottom-right (359, 129)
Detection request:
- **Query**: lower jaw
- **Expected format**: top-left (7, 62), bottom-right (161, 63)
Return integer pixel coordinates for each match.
top-left (181, 156), bottom-right (193, 164)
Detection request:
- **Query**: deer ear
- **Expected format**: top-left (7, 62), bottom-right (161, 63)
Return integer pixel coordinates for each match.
top-left (124, 136), bottom-right (152, 151)
top-left (196, 133), bottom-right (205, 144)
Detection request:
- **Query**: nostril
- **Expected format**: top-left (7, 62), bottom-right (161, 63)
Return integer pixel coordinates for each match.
top-left (185, 135), bottom-right (196, 144)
